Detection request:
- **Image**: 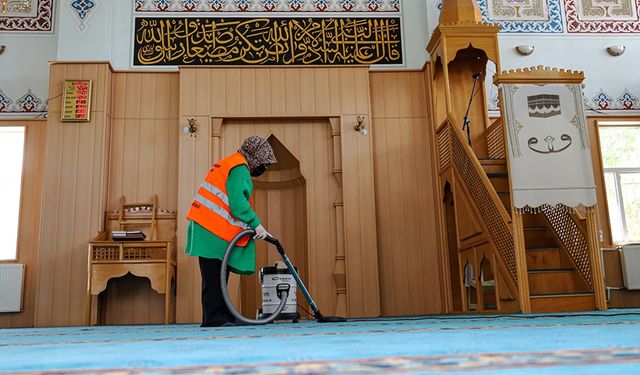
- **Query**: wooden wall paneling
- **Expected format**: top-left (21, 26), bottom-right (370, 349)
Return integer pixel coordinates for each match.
top-left (196, 69), bottom-right (212, 115)
top-left (0, 120), bottom-right (46, 328)
top-left (52, 63), bottom-right (83, 325)
top-left (315, 69), bottom-right (330, 115)
top-left (15, 122), bottom-right (47, 327)
top-left (109, 73), bottom-right (179, 211)
top-left (178, 67), bottom-right (379, 320)
top-left (176, 115), bottom-right (211, 323)
top-left (36, 63), bottom-right (112, 326)
top-left (255, 69), bottom-right (271, 114)
top-left (226, 69), bottom-right (243, 115)
top-left (340, 114), bottom-right (380, 317)
top-left (370, 71), bottom-right (442, 316)
top-left (414, 116), bottom-right (443, 313)
top-left (210, 70), bottom-right (226, 115)
top-left (34, 64), bottom-right (65, 326)
top-left (328, 69), bottom-right (342, 115)
top-left (587, 117), bottom-right (613, 246)
top-left (285, 69), bottom-right (302, 114)
top-left (241, 69), bottom-right (257, 114)
top-left (180, 69), bottom-right (196, 117)
top-left (100, 72), bottom-right (179, 325)
top-left (300, 69), bottom-right (315, 115)
top-left (269, 69), bottom-right (286, 114)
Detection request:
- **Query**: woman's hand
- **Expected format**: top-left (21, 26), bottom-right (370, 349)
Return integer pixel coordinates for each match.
top-left (254, 224), bottom-right (272, 240)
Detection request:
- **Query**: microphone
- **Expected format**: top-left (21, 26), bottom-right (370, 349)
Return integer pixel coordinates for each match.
top-left (472, 72), bottom-right (482, 79)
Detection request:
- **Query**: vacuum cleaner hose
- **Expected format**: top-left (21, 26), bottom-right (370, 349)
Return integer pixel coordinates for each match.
top-left (220, 229), bottom-right (289, 325)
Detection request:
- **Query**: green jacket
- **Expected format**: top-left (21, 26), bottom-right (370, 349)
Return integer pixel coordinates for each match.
top-left (185, 164), bottom-right (260, 274)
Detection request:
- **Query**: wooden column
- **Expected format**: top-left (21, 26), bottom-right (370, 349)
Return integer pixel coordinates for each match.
top-left (586, 207), bottom-right (607, 311)
top-left (512, 210), bottom-right (531, 313)
top-left (36, 63), bottom-right (113, 326)
top-left (340, 114), bottom-right (381, 317)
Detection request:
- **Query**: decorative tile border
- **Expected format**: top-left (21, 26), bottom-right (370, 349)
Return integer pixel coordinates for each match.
top-left (134, 0), bottom-right (401, 12)
top-left (0, 0), bottom-right (54, 32)
top-left (65, 0), bottom-right (99, 34)
top-left (565, 0), bottom-right (640, 33)
top-left (591, 89), bottom-right (640, 110)
top-left (477, 0), bottom-right (563, 33)
top-left (0, 89), bottom-right (47, 116)
top-left (490, 89), bottom-right (640, 113)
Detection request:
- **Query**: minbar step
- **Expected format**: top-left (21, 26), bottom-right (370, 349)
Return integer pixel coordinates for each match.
top-left (530, 292), bottom-right (595, 313)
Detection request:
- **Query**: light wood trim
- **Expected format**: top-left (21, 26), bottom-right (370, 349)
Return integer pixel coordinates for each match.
top-left (494, 65), bottom-right (585, 85)
top-left (586, 208), bottom-right (607, 310)
top-left (512, 211), bottom-right (532, 313)
top-left (530, 293), bottom-right (595, 313)
top-left (0, 118), bottom-right (47, 122)
top-left (0, 121), bottom-right (46, 328)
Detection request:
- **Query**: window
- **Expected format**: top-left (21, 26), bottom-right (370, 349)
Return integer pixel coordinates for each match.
top-left (0, 127), bottom-right (25, 261)
top-left (599, 124), bottom-right (640, 243)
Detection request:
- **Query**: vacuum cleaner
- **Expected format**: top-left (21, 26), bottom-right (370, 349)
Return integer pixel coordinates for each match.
top-left (221, 229), bottom-right (347, 325)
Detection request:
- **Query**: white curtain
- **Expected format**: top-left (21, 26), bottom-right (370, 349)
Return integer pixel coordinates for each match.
top-left (500, 83), bottom-right (597, 210)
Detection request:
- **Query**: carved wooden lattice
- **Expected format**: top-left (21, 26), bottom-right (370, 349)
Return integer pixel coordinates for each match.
top-left (437, 125), bottom-right (452, 171)
top-left (91, 244), bottom-right (169, 262)
top-left (486, 118), bottom-right (506, 160)
top-left (450, 125), bottom-right (518, 281)
top-left (92, 246), bottom-right (120, 261)
top-left (541, 205), bottom-right (592, 287)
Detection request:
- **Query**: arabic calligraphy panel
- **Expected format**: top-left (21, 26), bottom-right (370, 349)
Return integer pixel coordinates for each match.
top-left (133, 17), bottom-right (403, 66)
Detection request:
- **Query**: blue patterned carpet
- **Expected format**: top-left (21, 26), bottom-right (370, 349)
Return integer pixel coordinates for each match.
top-left (2, 310), bottom-right (640, 374)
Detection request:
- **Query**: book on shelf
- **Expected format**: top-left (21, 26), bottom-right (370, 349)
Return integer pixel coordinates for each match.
top-left (111, 230), bottom-right (147, 241)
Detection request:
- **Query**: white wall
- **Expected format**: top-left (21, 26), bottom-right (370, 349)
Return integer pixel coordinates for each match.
top-left (497, 35), bottom-right (640, 112)
top-left (0, 34), bottom-right (57, 117)
top-left (56, 0), bottom-right (113, 62)
top-left (3, 0), bottom-right (640, 117)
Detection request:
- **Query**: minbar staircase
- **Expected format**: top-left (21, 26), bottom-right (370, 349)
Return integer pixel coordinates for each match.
top-left (480, 158), bottom-right (596, 313)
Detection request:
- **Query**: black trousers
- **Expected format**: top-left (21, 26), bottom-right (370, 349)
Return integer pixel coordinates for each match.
top-left (198, 257), bottom-right (234, 327)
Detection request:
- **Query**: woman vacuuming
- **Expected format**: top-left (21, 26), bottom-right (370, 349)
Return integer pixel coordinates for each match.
top-left (185, 136), bottom-right (277, 327)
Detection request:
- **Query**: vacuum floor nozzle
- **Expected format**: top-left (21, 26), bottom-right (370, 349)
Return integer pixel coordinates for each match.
top-left (317, 315), bottom-right (347, 323)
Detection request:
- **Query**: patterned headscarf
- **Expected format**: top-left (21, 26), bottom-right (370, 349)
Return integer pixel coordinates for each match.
top-left (238, 136), bottom-right (277, 171)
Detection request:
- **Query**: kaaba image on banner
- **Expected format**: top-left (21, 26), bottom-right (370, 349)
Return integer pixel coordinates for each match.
top-left (527, 94), bottom-right (561, 118)
top-left (133, 17), bottom-right (403, 66)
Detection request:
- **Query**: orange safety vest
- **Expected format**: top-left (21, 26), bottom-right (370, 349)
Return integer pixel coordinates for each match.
top-left (187, 152), bottom-right (252, 247)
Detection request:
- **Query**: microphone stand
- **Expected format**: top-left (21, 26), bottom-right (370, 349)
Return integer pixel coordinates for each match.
top-left (462, 73), bottom-right (481, 146)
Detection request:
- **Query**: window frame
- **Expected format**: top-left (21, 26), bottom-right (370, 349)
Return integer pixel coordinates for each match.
top-left (597, 121), bottom-right (640, 245)
top-left (0, 125), bottom-right (26, 263)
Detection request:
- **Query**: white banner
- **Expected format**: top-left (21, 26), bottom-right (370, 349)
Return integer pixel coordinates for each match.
top-left (501, 83), bottom-right (597, 209)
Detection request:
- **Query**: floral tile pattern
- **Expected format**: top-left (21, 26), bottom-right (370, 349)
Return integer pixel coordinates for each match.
top-left (134, 0), bottom-right (401, 12)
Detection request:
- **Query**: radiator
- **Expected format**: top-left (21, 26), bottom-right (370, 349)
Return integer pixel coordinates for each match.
top-left (0, 264), bottom-right (24, 312)
top-left (621, 245), bottom-right (640, 290)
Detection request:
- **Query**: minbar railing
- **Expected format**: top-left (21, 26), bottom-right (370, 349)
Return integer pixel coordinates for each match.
top-left (541, 205), bottom-right (593, 288)
top-left (436, 116), bottom-right (517, 288)
top-left (486, 117), bottom-right (506, 160)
